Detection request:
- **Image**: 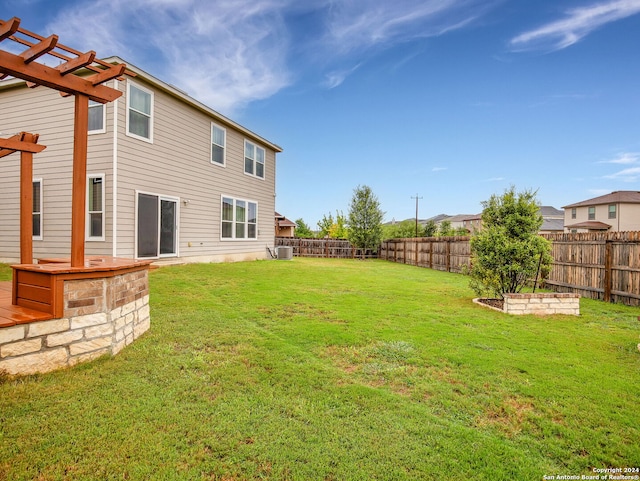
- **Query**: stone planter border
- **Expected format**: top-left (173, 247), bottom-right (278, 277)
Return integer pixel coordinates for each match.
top-left (474, 293), bottom-right (580, 316)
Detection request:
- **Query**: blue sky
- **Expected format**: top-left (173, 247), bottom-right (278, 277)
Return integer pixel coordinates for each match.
top-left (3, 0), bottom-right (640, 226)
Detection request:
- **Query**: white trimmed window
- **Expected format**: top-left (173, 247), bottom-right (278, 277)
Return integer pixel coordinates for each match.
top-left (588, 206), bottom-right (595, 220)
top-left (221, 196), bottom-right (258, 240)
top-left (244, 140), bottom-right (265, 179)
top-left (87, 174), bottom-right (105, 240)
top-left (211, 123), bottom-right (226, 166)
top-left (32, 179), bottom-right (42, 240)
top-left (88, 100), bottom-right (105, 133)
top-left (608, 204), bottom-right (616, 219)
top-left (126, 81), bottom-right (153, 142)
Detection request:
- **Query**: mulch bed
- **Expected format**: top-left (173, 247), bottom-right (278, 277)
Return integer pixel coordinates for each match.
top-left (476, 298), bottom-right (504, 310)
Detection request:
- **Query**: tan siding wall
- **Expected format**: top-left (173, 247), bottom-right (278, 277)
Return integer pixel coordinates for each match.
top-left (114, 78), bottom-right (276, 260)
top-left (1, 76), bottom-right (277, 263)
top-left (619, 203), bottom-right (640, 231)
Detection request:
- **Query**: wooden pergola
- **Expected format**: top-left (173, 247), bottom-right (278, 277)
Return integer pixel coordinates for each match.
top-left (0, 17), bottom-right (126, 267)
top-left (0, 132), bottom-right (46, 264)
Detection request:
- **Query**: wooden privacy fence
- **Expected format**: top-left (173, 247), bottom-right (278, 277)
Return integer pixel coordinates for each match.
top-left (379, 237), bottom-right (471, 273)
top-left (541, 231), bottom-right (640, 306)
top-left (380, 232), bottom-right (640, 306)
top-left (275, 237), bottom-right (377, 259)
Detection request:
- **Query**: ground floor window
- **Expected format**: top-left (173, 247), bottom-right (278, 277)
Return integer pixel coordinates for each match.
top-left (33, 179), bottom-right (42, 240)
top-left (136, 192), bottom-right (178, 258)
top-left (221, 196), bottom-right (257, 240)
top-left (87, 174), bottom-right (105, 240)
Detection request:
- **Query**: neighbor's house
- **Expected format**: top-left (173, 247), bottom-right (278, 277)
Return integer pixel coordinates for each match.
top-left (0, 57), bottom-right (282, 264)
top-left (563, 191), bottom-right (640, 232)
top-left (459, 206), bottom-right (564, 234)
top-left (275, 212), bottom-right (296, 237)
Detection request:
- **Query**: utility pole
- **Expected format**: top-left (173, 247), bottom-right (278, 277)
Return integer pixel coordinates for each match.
top-left (411, 194), bottom-right (423, 237)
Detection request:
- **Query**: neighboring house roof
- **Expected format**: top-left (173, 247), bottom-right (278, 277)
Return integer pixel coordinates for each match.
top-left (563, 191), bottom-right (640, 209)
top-left (564, 221), bottom-right (611, 230)
top-left (275, 212), bottom-right (296, 228)
top-left (0, 56), bottom-right (283, 154)
top-left (541, 218), bottom-right (565, 231)
top-left (539, 206), bottom-right (563, 218)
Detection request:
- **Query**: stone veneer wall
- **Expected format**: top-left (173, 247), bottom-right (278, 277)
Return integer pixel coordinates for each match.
top-left (0, 269), bottom-right (150, 376)
top-left (503, 293), bottom-right (580, 316)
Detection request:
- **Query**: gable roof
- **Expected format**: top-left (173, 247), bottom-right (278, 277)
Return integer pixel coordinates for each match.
top-left (0, 56), bottom-right (283, 154)
top-left (563, 191), bottom-right (640, 209)
top-left (539, 206), bottom-right (563, 217)
top-left (564, 221), bottom-right (611, 230)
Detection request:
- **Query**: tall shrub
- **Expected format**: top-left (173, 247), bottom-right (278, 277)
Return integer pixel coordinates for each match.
top-left (469, 187), bottom-right (552, 298)
top-left (348, 185), bottom-right (384, 253)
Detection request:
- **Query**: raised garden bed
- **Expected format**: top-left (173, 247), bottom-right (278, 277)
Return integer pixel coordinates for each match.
top-left (474, 293), bottom-right (580, 315)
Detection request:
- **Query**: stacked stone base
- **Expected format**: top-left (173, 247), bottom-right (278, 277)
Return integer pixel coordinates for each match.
top-left (0, 268), bottom-right (150, 376)
top-left (503, 293), bottom-right (580, 315)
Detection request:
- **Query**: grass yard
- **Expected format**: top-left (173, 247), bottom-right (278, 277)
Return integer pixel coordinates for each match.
top-left (1, 258), bottom-right (639, 480)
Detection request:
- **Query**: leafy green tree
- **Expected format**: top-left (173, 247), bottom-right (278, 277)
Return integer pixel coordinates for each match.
top-left (348, 185), bottom-right (384, 253)
top-left (317, 212), bottom-right (334, 238)
top-left (468, 186), bottom-right (552, 298)
top-left (383, 220), bottom-right (416, 240)
top-left (437, 220), bottom-right (455, 237)
top-left (329, 211), bottom-right (349, 239)
top-left (294, 218), bottom-right (314, 238)
top-left (422, 220), bottom-right (438, 237)
top-left (317, 211), bottom-right (349, 239)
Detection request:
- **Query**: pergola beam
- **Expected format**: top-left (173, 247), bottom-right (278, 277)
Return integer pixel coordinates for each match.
top-left (57, 50), bottom-right (96, 75)
top-left (0, 133), bottom-right (46, 157)
top-left (0, 17), bottom-right (19, 41)
top-left (20, 34), bottom-right (58, 64)
top-left (0, 49), bottom-right (122, 103)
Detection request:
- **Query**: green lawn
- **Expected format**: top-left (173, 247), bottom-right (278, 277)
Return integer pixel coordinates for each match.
top-left (1, 258), bottom-right (639, 480)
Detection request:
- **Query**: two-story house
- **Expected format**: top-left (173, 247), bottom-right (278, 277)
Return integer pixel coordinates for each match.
top-left (0, 57), bottom-right (282, 264)
top-left (563, 191), bottom-right (640, 232)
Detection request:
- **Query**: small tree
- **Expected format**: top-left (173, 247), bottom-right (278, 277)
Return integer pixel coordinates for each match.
top-left (383, 220), bottom-right (417, 240)
top-left (317, 211), bottom-right (348, 239)
top-left (348, 185), bottom-right (384, 253)
top-left (438, 220), bottom-right (455, 237)
top-left (294, 218), bottom-right (314, 238)
top-left (422, 220), bottom-right (437, 237)
top-left (468, 186), bottom-right (552, 298)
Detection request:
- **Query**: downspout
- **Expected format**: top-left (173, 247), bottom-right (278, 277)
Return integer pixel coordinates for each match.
top-left (112, 79), bottom-right (119, 257)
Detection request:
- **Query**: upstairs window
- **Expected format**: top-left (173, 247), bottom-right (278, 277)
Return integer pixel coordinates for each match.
top-left (571, 208), bottom-right (576, 219)
top-left (588, 206), bottom-right (595, 220)
top-left (127, 82), bottom-right (153, 142)
top-left (87, 174), bottom-right (105, 240)
top-left (33, 179), bottom-right (42, 240)
top-left (211, 123), bottom-right (226, 165)
top-left (88, 100), bottom-right (105, 133)
top-left (608, 204), bottom-right (616, 219)
top-left (244, 140), bottom-right (265, 179)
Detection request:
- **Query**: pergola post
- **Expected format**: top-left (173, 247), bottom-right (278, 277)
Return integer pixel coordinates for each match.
top-left (19, 150), bottom-right (33, 264)
top-left (71, 94), bottom-right (89, 267)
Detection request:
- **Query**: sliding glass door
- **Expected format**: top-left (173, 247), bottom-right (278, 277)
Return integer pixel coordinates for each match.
top-left (137, 192), bottom-right (178, 258)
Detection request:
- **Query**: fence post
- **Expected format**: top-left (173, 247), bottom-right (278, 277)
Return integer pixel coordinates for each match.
top-left (604, 240), bottom-right (613, 302)
top-left (403, 241), bottom-right (407, 264)
top-left (446, 240), bottom-right (451, 272)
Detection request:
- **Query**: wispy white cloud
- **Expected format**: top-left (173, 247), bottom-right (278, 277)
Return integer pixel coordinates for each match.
top-left (604, 166), bottom-right (640, 182)
top-left (46, 0), bottom-right (292, 115)
top-left (324, 63), bottom-right (361, 89)
top-left (432, 167), bottom-right (447, 172)
top-left (510, 0), bottom-right (640, 52)
top-left (484, 177), bottom-right (505, 182)
top-left (598, 152), bottom-right (640, 164)
top-left (324, 0), bottom-right (490, 55)
top-left (44, 0), bottom-right (495, 113)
